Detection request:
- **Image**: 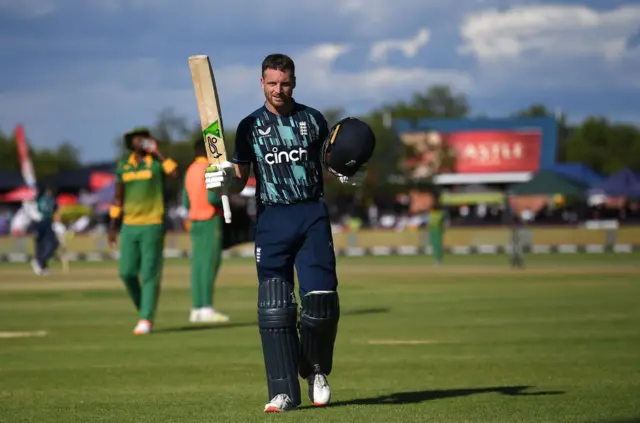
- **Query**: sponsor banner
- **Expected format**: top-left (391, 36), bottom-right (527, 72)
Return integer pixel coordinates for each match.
top-left (401, 129), bottom-right (542, 176)
top-left (447, 130), bottom-right (541, 173)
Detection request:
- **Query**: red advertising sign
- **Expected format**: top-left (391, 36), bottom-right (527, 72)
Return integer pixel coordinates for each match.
top-left (89, 172), bottom-right (116, 191)
top-left (400, 129), bottom-right (542, 177)
top-left (446, 130), bottom-right (541, 173)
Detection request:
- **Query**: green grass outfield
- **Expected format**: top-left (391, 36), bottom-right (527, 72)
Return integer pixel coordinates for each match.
top-left (1, 255), bottom-right (639, 423)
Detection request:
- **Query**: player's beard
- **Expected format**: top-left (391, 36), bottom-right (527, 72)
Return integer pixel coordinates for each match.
top-left (267, 91), bottom-right (291, 111)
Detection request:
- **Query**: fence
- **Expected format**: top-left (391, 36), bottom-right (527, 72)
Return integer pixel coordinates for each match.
top-left (1, 223), bottom-right (638, 262)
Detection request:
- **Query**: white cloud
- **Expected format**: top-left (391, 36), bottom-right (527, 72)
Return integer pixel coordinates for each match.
top-left (459, 4), bottom-right (640, 62)
top-left (310, 0), bottom-right (457, 38)
top-left (369, 29), bottom-right (430, 63)
top-left (292, 43), bottom-right (472, 104)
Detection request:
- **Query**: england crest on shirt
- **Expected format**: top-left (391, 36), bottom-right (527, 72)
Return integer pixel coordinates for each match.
top-left (299, 121), bottom-right (308, 136)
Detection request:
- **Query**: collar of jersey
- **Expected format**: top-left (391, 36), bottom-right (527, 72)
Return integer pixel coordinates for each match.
top-left (263, 99), bottom-right (297, 116)
top-left (127, 153), bottom-right (153, 167)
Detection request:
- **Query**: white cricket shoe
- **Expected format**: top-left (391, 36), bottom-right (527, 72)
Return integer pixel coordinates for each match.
top-left (264, 393), bottom-right (296, 413)
top-left (198, 307), bottom-right (229, 323)
top-left (133, 319), bottom-right (152, 335)
top-left (30, 259), bottom-right (43, 276)
top-left (189, 309), bottom-right (200, 323)
top-left (308, 373), bottom-right (331, 406)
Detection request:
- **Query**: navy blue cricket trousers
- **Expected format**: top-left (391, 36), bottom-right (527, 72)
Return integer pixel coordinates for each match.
top-left (33, 220), bottom-right (59, 269)
top-left (254, 200), bottom-right (338, 298)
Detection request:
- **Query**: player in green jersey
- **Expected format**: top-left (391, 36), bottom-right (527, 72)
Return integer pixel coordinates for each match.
top-left (108, 128), bottom-right (179, 335)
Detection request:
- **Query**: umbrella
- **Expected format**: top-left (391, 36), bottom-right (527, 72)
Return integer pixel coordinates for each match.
top-left (1, 186), bottom-right (36, 202)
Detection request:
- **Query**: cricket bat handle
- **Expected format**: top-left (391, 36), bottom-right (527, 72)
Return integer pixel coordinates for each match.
top-left (221, 193), bottom-right (232, 224)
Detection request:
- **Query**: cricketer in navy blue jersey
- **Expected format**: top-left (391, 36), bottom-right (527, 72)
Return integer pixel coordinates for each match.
top-left (204, 53), bottom-right (355, 413)
top-left (232, 102), bottom-right (328, 205)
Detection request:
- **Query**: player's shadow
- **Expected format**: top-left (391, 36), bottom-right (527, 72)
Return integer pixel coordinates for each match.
top-left (305, 385), bottom-right (564, 409)
top-left (153, 322), bottom-right (255, 333)
top-left (155, 307), bottom-right (390, 334)
top-left (342, 307), bottom-right (389, 316)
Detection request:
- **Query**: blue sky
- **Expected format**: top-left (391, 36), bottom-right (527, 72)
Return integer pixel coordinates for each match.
top-left (1, 0), bottom-right (639, 163)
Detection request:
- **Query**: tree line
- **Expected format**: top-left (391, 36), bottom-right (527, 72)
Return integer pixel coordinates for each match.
top-left (1, 84), bottom-right (639, 202)
top-left (0, 138), bottom-right (81, 178)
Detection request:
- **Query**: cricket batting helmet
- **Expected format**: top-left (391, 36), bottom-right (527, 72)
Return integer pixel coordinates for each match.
top-left (321, 117), bottom-right (375, 177)
top-left (123, 127), bottom-right (151, 151)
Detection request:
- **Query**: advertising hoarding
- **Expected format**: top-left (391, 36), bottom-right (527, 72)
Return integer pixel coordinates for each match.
top-left (395, 117), bottom-right (557, 184)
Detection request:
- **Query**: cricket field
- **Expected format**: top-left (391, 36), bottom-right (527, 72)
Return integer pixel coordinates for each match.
top-left (1, 254), bottom-right (639, 422)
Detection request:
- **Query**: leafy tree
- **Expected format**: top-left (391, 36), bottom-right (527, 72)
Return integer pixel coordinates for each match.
top-left (411, 85), bottom-right (470, 118)
top-left (31, 143), bottom-right (81, 178)
top-left (0, 130), bottom-right (80, 178)
top-left (512, 103), bottom-right (573, 162)
top-left (382, 85), bottom-right (469, 124)
top-left (0, 130), bottom-right (20, 172)
top-left (152, 108), bottom-right (192, 145)
top-left (564, 117), bottom-right (640, 173)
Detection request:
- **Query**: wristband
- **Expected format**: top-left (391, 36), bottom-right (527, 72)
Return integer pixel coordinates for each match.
top-left (162, 158), bottom-right (177, 174)
top-left (109, 205), bottom-right (122, 219)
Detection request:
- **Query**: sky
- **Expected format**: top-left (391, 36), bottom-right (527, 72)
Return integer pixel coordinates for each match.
top-left (1, 0), bottom-right (639, 163)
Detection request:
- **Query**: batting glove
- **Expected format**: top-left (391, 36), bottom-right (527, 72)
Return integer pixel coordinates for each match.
top-left (337, 166), bottom-right (367, 186)
top-left (204, 161), bottom-right (235, 190)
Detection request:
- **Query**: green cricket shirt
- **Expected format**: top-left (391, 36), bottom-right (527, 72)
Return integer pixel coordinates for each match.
top-left (115, 153), bottom-right (176, 225)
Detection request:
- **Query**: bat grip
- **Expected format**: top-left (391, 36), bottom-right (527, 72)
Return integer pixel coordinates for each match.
top-left (221, 193), bottom-right (232, 224)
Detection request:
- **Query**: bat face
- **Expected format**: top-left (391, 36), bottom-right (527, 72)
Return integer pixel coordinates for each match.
top-left (188, 55), bottom-right (228, 166)
top-left (188, 54), bottom-right (234, 224)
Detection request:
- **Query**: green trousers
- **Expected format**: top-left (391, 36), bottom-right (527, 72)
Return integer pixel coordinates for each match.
top-left (118, 224), bottom-right (165, 322)
top-left (429, 227), bottom-right (443, 263)
top-left (189, 216), bottom-right (223, 308)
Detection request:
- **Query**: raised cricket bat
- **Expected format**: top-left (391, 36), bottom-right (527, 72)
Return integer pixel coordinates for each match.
top-left (188, 55), bottom-right (232, 224)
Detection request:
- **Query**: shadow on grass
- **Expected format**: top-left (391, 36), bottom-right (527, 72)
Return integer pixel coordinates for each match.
top-left (153, 322), bottom-right (255, 333)
top-left (342, 307), bottom-right (389, 316)
top-left (304, 385), bottom-right (564, 409)
top-left (154, 307), bottom-right (390, 334)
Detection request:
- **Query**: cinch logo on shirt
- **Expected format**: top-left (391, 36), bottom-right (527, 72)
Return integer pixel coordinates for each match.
top-left (265, 147), bottom-right (308, 165)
